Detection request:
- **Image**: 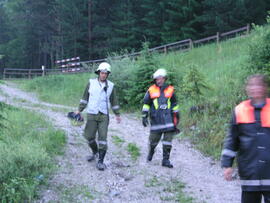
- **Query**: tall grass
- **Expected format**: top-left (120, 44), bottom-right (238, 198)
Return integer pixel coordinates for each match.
top-left (16, 73), bottom-right (94, 106)
top-left (13, 27), bottom-right (264, 159)
top-left (0, 106), bottom-right (66, 202)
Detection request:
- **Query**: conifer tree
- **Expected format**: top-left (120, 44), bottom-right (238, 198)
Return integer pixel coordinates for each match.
top-left (124, 42), bottom-right (158, 109)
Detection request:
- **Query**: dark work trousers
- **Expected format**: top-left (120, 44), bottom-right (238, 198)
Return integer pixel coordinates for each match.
top-left (83, 112), bottom-right (109, 151)
top-left (241, 191), bottom-right (270, 203)
top-left (149, 131), bottom-right (175, 151)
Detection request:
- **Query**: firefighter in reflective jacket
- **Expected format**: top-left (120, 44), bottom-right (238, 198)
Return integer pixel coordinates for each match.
top-left (221, 74), bottom-right (270, 203)
top-left (142, 69), bottom-right (179, 168)
top-left (76, 62), bottom-right (121, 171)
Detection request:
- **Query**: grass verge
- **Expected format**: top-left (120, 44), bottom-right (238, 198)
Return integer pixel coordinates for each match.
top-left (0, 105), bottom-right (66, 202)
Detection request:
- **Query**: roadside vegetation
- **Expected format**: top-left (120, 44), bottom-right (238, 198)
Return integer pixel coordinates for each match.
top-left (0, 105), bottom-right (66, 202)
top-left (14, 23), bottom-right (270, 160)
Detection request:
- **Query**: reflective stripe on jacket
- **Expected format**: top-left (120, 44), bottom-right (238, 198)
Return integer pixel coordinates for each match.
top-left (221, 98), bottom-right (270, 191)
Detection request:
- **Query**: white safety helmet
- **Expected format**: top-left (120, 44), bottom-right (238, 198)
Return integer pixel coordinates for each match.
top-left (153, 68), bottom-right (167, 79)
top-left (95, 62), bottom-right (111, 74)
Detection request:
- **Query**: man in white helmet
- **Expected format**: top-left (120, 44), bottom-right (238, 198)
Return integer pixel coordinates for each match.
top-left (142, 68), bottom-right (179, 168)
top-left (76, 62), bottom-right (121, 171)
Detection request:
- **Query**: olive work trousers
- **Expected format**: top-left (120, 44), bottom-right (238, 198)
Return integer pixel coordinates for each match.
top-left (83, 112), bottom-right (109, 151)
top-left (149, 131), bottom-right (175, 150)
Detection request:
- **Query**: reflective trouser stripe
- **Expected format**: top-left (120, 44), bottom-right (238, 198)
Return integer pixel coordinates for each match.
top-left (151, 123), bottom-right (174, 131)
top-left (162, 141), bottom-right (172, 146)
top-left (98, 141), bottom-right (107, 145)
top-left (222, 149), bottom-right (237, 157)
top-left (80, 99), bottom-right (88, 104)
top-left (241, 179), bottom-right (270, 186)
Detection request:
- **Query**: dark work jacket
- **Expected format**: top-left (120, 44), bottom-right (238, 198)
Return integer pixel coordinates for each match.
top-left (221, 99), bottom-right (270, 191)
top-left (142, 84), bottom-right (179, 133)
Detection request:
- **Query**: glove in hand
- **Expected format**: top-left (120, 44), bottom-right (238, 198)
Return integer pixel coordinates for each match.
top-left (142, 117), bottom-right (149, 127)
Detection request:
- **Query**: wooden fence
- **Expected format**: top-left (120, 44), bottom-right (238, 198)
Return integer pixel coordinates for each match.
top-left (3, 67), bottom-right (93, 79)
top-left (3, 24), bottom-right (250, 79)
top-left (81, 24), bottom-right (250, 65)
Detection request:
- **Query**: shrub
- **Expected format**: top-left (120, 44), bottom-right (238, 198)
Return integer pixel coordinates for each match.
top-left (110, 42), bottom-right (159, 110)
top-left (248, 15), bottom-right (270, 76)
top-left (180, 64), bottom-right (210, 102)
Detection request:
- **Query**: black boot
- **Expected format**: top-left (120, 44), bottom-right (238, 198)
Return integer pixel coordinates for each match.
top-left (87, 141), bottom-right (98, 162)
top-left (162, 146), bottom-right (173, 168)
top-left (96, 150), bottom-right (106, 171)
top-left (147, 145), bottom-right (156, 162)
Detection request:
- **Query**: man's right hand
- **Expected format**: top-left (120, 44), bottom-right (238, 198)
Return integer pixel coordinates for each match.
top-left (142, 117), bottom-right (149, 127)
top-left (223, 167), bottom-right (233, 181)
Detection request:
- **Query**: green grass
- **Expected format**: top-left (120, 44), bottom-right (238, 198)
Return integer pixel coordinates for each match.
top-left (111, 135), bottom-right (125, 147)
top-left (161, 179), bottom-right (195, 203)
top-left (14, 73), bottom-right (95, 106)
top-left (144, 175), bottom-right (195, 202)
top-left (144, 175), bottom-right (161, 187)
top-left (126, 142), bottom-right (140, 161)
top-left (0, 105), bottom-right (66, 202)
top-left (56, 184), bottom-right (96, 202)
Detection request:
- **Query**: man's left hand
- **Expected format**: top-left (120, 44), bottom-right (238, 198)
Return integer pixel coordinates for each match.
top-left (173, 112), bottom-right (180, 126)
top-left (116, 115), bottom-right (121, 124)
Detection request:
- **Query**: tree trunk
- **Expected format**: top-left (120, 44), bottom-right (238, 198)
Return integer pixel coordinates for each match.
top-left (88, 0), bottom-right (92, 59)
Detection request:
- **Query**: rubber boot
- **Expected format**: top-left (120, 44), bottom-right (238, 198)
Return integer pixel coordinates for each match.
top-left (162, 146), bottom-right (173, 168)
top-left (87, 141), bottom-right (98, 162)
top-left (147, 145), bottom-right (156, 162)
top-left (96, 150), bottom-right (106, 171)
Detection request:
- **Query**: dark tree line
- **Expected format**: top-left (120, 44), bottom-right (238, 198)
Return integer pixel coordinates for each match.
top-left (0, 0), bottom-right (269, 69)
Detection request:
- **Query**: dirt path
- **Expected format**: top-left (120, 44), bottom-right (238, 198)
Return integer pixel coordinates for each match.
top-left (0, 82), bottom-right (241, 203)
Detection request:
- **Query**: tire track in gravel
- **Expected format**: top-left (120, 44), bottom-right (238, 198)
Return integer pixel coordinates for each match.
top-left (0, 82), bottom-right (241, 203)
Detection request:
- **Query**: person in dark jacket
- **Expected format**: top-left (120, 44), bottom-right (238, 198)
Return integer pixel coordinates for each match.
top-left (142, 68), bottom-right (179, 168)
top-left (221, 74), bottom-right (270, 203)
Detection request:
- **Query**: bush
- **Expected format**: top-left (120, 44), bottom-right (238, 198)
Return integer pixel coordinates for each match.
top-left (180, 64), bottom-right (210, 102)
top-left (248, 15), bottom-right (270, 76)
top-left (110, 42), bottom-right (159, 110)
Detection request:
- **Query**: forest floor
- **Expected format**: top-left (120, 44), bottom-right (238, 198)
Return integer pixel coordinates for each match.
top-left (0, 82), bottom-right (241, 203)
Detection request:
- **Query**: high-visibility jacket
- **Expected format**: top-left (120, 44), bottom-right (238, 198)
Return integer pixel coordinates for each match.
top-left (142, 84), bottom-right (179, 133)
top-left (78, 78), bottom-right (120, 115)
top-left (221, 98), bottom-right (270, 191)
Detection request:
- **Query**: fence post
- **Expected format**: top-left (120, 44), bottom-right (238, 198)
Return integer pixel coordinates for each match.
top-left (42, 65), bottom-right (45, 77)
top-left (189, 39), bottom-right (193, 49)
top-left (216, 32), bottom-right (220, 44)
top-left (3, 69), bottom-right (6, 79)
top-left (247, 24), bottom-right (250, 35)
top-left (28, 69), bottom-right (31, 79)
top-left (164, 46), bottom-right (167, 54)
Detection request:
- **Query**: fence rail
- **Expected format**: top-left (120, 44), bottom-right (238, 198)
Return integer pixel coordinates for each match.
top-left (3, 67), bottom-right (91, 79)
top-left (3, 24), bottom-right (250, 79)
